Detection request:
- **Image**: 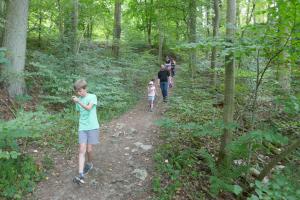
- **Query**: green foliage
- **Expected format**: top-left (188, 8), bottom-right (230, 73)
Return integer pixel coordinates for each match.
top-left (0, 109), bottom-right (52, 198)
top-left (0, 48), bottom-right (9, 65)
top-left (153, 61), bottom-right (298, 199)
top-left (0, 110), bottom-right (52, 159)
top-left (0, 156), bottom-right (43, 199)
top-left (249, 166), bottom-right (300, 200)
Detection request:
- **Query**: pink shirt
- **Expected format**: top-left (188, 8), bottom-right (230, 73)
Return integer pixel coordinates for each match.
top-left (148, 85), bottom-right (156, 96)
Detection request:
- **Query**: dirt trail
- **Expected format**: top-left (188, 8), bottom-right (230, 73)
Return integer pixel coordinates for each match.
top-left (30, 95), bottom-right (167, 200)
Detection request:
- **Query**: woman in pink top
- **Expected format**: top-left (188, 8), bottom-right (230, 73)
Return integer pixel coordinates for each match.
top-left (147, 80), bottom-right (156, 112)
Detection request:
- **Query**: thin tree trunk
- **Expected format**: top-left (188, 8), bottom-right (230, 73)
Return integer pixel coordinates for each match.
top-left (3, 0), bottom-right (29, 98)
top-left (188, 0), bottom-right (197, 81)
top-left (158, 21), bottom-right (164, 64)
top-left (211, 0), bottom-right (221, 70)
top-left (112, 0), bottom-right (122, 58)
top-left (277, 2), bottom-right (291, 93)
top-left (205, 2), bottom-right (210, 59)
top-left (145, 0), bottom-right (153, 47)
top-left (147, 20), bottom-right (152, 46)
top-left (89, 19), bottom-right (93, 40)
top-left (176, 21), bottom-right (180, 41)
top-left (71, 0), bottom-right (78, 54)
top-left (56, 0), bottom-right (64, 42)
top-left (0, 0), bottom-right (6, 45)
top-left (38, 6), bottom-right (42, 48)
top-left (218, 0), bottom-right (236, 167)
top-left (236, 0), bottom-right (240, 27)
top-left (238, 0), bottom-right (256, 69)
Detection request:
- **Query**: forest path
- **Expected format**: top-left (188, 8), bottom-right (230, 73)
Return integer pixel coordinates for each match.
top-left (30, 90), bottom-right (168, 200)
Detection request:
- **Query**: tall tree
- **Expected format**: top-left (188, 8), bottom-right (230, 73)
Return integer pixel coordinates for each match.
top-left (277, 0), bottom-right (291, 93)
top-left (205, 1), bottom-right (211, 59)
top-left (218, 0), bottom-right (236, 167)
top-left (158, 20), bottom-right (164, 63)
top-left (112, 0), bottom-right (122, 58)
top-left (3, 0), bottom-right (29, 98)
top-left (56, 0), bottom-right (65, 42)
top-left (188, 0), bottom-right (197, 80)
top-left (211, 0), bottom-right (221, 70)
top-left (145, 0), bottom-right (154, 47)
top-left (72, 0), bottom-right (79, 54)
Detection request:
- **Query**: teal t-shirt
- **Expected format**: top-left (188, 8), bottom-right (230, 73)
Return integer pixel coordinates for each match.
top-left (76, 93), bottom-right (99, 131)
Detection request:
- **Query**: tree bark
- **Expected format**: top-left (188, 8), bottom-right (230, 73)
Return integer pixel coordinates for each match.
top-left (211, 0), bottom-right (221, 69)
top-left (0, 0), bottom-right (6, 46)
top-left (277, 2), bottom-right (291, 93)
top-left (236, 0), bottom-right (240, 27)
top-left (3, 0), bottom-right (29, 98)
top-left (38, 6), bottom-right (42, 48)
top-left (112, 0), bottom-right (122, 58)
top-left (188, 0), bottom-right (197, 80)
top-left (145, 0), bottom-right (153, 47)
top-left (71, 0), bottom-right (78, 54)
top-left (205, 2), bottom-right (210, 59)
top-left (56, 0), bottom-right (64, 42)
top-left (158, 20), bottom-right (164, 64)
top-left (218, 0), bottom-right (236, 167)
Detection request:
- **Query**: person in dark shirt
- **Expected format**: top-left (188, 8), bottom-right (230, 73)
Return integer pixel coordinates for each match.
top-left (158, 64), bottom-right (170, 102)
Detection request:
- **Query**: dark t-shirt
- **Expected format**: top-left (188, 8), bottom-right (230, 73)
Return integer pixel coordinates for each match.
top-left (158, 70), bottom-right (170, 82)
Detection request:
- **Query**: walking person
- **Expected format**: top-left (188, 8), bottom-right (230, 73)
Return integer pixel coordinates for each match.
top-left (158, 64), bottom-right (170, 102)
top-left (170, 57), bottom-right (176, 77)
top-left (71, 79), bottom-right (100, 184)
top-left (147, 80), bottom-right (156, 112)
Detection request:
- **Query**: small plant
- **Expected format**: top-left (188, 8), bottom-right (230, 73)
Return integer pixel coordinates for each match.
top-left (0, 156), bottom-right (43, 199)
top-left (248, 166), bottom-right (300, 200)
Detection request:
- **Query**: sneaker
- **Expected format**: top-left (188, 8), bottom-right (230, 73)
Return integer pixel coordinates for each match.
top-left (150, 108), bottom-right (154, 112)
top-left (73, 175), bottom-right (85, 184)
top-left (83, 163), bottom-right (93, 175)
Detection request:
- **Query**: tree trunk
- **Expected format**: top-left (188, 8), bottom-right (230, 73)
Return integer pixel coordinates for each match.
top-left (211, 0), bottom-right (221, 70)
top-left (38, 7), bottom-right (42, 48)
top-left (218, 0), bottom-right (236, 167)
top-left (158, 21), bottom-right (164, 64)
top-left (145, 0), bottom-right (153, 47)
top-left (205, 2), bottom-right (210, 59)
top-left (71, 0), bottom-right (78, 54)
top-left (188, 0), bottom-right (197, 81)
top-left (277, 2), bottom-right (291, 93)
top-left (89, 19), bottom-right (93, 40)
top-left (236, 0), bottom-right (240, 27)
top-left (3, 0), bottom-right (29, 98)
top-left (56, 0), bottom-right (64, 42)
top-left (176, 21), bottom-right (180, 41)
top-left (0, 0), bottom-right (6, 46)
top-left (112, 0), bottom-right (122, 58)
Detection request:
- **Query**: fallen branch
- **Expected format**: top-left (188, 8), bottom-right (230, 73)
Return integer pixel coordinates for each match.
top-left (257, 139), bottom-right (300, 181)
top-left (0, 99), bottom-right (16, 118)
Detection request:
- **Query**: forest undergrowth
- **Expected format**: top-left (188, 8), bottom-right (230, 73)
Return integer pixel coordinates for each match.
top-left (153, 61), bottom-right (300, 200)
top-left (0, 40), bottom-right (157, 199)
